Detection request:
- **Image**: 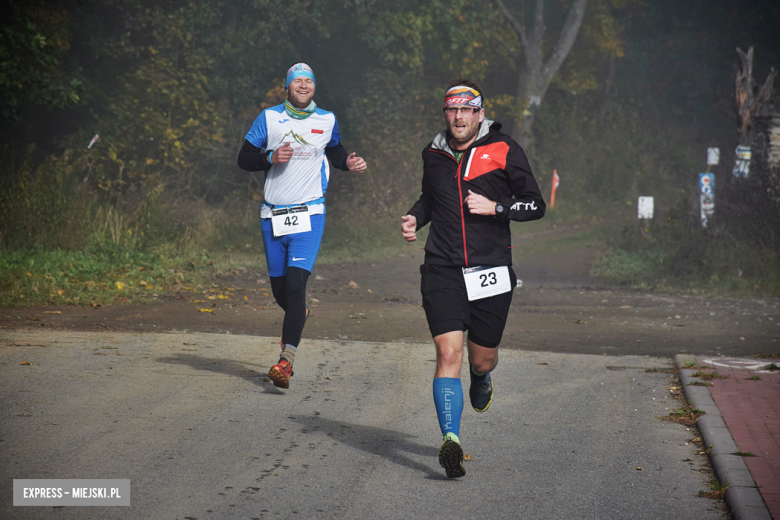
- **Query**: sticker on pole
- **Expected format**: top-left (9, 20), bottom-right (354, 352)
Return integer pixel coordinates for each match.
top-left (732, 146), bottom-right (751, 177)
top-left (699, 173), bottom-right (715, 227)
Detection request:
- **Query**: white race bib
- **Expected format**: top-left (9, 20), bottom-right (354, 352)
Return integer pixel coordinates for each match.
top-left (271, 206), bottom-right (311, 237)
top-left (463, 266), bottom-right (512, 301)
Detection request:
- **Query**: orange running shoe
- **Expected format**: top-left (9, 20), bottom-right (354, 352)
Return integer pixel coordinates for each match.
top-left (269, 359), bottom-right (294, 389)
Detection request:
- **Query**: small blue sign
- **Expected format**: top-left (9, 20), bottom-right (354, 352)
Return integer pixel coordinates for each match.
top-left (699, 173), bottom-right (715, 227)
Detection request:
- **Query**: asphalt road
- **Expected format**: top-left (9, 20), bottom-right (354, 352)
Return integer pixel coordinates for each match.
top-left (1, 330), bottom-right (726, 519)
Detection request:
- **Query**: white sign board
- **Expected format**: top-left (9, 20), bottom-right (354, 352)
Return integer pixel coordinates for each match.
top-left (637, 196), bottom-right (654, 219)
top-left (707, 148), bottom-right (720, 166)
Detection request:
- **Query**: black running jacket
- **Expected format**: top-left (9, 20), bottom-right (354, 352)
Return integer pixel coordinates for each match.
top-left (407, 120), bottom-right (546, 267)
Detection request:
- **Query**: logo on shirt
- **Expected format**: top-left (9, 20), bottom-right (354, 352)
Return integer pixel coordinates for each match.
top-left (311, 129), bottom-right (324, 134)
top-left (279, 130), bottom-right (311, 146)
top-left (278, 119), bottom-right (290, 124)
top-left (279, 130), bottom-right (312, 146)
top-left (292, 257), bottom-right (307, 262)
top-left (278, 130), bottom-right (316, 160)
top-left (480, 153), bottom-right (491, 159)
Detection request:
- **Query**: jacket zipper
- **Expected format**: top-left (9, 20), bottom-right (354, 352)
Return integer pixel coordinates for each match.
top-left (456, 157), bottom-right (469, 267)
top-left (430, 147), bottom-right (471, 267)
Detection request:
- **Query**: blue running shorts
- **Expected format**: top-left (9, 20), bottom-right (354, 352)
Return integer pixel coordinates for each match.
top-left (261, 214), bottom-right (325, 276)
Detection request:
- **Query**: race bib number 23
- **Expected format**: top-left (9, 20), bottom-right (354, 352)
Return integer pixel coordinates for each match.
top-left (462, 266), bottom-right (511, 301)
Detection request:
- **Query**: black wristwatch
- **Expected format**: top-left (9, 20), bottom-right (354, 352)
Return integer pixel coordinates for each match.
top-left (494, 203), bottom-right (505, 218)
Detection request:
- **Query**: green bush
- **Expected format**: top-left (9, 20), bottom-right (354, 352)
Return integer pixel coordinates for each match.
top-left (0, 145), bottom-right (93, 249)
top-left (591, 199), bottom-right (780, 295)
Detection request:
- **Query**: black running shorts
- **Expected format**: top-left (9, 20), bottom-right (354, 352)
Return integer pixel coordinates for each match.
top-left (420, 264), bottom-right (516, 348)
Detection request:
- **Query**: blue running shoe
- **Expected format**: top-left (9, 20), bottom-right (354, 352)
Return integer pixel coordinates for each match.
top-left (439, 432), bottom-right (465, 478)
top-left (469, 365), bottom-right (493, 412)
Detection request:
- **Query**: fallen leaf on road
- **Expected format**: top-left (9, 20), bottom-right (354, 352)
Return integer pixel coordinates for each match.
top-left (348, 280), bottom-right (360, 289)
top-left (20, 361), bottom-right (33, 365)
top-left (198, 308), bottom-right (213, 313)
top-left (574, 320), bottom-right (585, 324)
top-left (43, 311), bottom-right (62, 314)
top-left (620, 305), bottom-right (632, 309)
top-left (536, 362), bottom-right (548, 365)
top-left (463, 453), bottom-right (472, 461)
top-left (637, 467), bottom-right (643, 471)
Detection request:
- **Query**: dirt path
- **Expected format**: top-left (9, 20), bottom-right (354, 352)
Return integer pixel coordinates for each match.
top-left (2, 223), bottom-right (778, 358)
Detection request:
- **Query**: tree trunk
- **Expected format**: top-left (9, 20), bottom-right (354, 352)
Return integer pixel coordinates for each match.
top-left (735, 47), bottom-right (776, 145)
top-left (497, 0), bottom-right (588, 148)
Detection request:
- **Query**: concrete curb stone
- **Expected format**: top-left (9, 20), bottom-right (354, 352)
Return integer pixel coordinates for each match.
top-left (674, 354), bottom-right (771, 520)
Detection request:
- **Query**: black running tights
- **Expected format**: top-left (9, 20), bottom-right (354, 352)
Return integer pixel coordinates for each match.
top-left (270, 267), bottom-right (310, 347)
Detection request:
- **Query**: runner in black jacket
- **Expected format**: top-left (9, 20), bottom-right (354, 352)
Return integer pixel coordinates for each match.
top-left (401, 79), bottom-right (545, 479)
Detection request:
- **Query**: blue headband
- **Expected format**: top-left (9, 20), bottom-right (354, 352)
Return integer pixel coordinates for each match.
top-left (285, 63), bottom-right (316, 89)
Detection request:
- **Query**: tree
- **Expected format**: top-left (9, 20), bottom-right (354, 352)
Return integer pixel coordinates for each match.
top-left (734, 46), bottom-right (776, 145)
top-left (495, 0), bottom-right (588, 148)
top-left (0, 0), bottom-right (82, 119)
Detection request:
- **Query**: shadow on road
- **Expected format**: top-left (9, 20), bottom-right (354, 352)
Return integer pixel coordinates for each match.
top-left (155, 353), bottom-right (284, 393)
top-left (288, 415), bottom-right (451, 481)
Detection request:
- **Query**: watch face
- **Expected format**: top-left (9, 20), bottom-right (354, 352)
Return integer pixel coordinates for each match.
top-left (496, 204), bottom-right (504, 214)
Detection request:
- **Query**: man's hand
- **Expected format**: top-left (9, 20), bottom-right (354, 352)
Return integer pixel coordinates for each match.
top-left (272, 142), bottom-right (293, 164)
top-left (401, 215), bottom-right (418, 242)
top-left (346, 152), bottom-right (367, 172)
top-left (465, 189), bottom-right (496, 215)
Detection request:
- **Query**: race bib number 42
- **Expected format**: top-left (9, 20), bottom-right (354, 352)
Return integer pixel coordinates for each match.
top-left (271, 206), bottom-right (311, 237)
top-left (462, 266), bottom-right (511, 301)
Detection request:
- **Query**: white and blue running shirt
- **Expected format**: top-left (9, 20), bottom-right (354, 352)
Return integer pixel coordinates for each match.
top-left (245, 104), bottom-right (341, 219)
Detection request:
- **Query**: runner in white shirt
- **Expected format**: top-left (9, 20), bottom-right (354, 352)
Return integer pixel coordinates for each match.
top-left (238, 62), bottom-right (367, 389)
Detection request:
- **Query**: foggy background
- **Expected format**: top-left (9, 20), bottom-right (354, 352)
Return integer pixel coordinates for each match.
top-left (1, 0), bottom-right (779, 303)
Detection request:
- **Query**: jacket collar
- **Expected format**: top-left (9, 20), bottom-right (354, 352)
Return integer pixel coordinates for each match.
top-left (431, 119), bottom-right (496, 156)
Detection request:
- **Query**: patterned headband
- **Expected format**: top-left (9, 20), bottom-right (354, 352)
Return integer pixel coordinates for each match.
top-left (444, 86), bottom-right (482, 109)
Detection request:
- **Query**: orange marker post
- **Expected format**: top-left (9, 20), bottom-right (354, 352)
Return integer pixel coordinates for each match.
top-left (549, 170), bottom-right (560, 209)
